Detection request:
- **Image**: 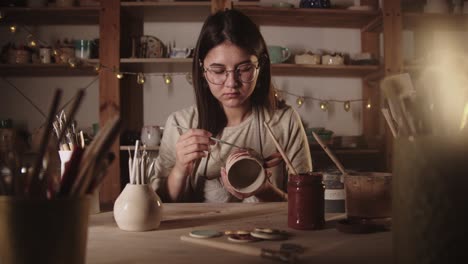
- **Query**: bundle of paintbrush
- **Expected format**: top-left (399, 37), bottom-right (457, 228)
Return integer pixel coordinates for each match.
top-left (127, 140), bottom-right (155, 185)
top-left (0, 89), bottom-right (121, 198)
top-left (53, 110), bottom-right (86, 150)
top-left (381, 73), bottom-right (468, 139)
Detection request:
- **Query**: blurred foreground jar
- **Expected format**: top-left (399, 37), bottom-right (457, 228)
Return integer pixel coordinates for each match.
top-left (393, 136), bottom-right (468, 263)
top-left (288, 172), bottom-right (325, 230)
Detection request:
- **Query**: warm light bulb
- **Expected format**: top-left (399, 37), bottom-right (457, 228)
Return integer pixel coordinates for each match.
top-left (274, 91), bottom-right (279, 97)
top-left (0, 11), bottom-right (4, 20)
top-left (68, 58), bottom-right (78, 68)
top-left (94, 63), bottom-right (101, 72)
top-left (320, 101), bottom-right (329, 111)
top-left (164, 74), bottom-right (172, 85)
top-left (296, 97), bottom-right (304, 108)
top-left (9, 25), bottom-right (17, 33)
top-left (53, 49), bottom-right (59, 56)
top-left (344, 101), bottom-right (351, 112)
top-left (116, 72), bottom-right (124, 79)
top-left (27, 34), bottom-right (37, 47)
top-left (137, 73), bottom-right (146, 85)
top-left (366, 99), bottom-right (372, 109)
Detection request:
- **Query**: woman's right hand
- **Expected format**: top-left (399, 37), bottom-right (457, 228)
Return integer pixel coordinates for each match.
top-left (173, 128), bottom-right (215, 177)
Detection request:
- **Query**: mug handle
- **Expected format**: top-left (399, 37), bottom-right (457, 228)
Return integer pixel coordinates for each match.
top-left (282, 48), bottom-right (291, 62)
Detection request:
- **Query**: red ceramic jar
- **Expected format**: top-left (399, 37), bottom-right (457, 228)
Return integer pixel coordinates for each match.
top-left (288, 172), bottom-right (325, 230)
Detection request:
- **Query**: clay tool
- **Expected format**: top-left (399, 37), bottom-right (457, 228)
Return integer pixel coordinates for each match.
top-left (173, 124), bottom-right (244, 149)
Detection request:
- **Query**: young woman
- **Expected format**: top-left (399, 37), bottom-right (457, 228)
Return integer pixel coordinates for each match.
top-left (150, 9), bottom-right (312, 202)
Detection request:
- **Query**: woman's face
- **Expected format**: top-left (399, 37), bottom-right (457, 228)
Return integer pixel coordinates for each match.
top-left (202, 41), bottom-right (259, 110)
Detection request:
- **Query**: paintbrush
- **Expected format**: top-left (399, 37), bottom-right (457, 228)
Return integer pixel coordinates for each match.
top-left (173, 124), bottom-right (244, 149)
top-left (29, 89), bottom-right (62, 197)
top-left (263, 121), bottom-right (298, 176)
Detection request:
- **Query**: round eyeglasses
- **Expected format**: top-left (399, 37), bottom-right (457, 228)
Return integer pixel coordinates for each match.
top-left (202, 63), bottom-right (260, 85)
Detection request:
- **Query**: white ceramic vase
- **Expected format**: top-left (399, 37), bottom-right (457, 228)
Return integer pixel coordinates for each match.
top-left (113, 184), bottom-right (163, 232)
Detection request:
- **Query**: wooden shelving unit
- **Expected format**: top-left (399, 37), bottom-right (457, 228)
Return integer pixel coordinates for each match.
top-left (0, 0), bottom-right (390, 203)
top-left (234, 5), bottom-right (382, 29)
top-left (0, 6), bottom-right (100, 25)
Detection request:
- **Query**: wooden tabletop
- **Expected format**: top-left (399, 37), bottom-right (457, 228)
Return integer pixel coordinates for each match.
top-left (86, 203), bottom-right (392, 264)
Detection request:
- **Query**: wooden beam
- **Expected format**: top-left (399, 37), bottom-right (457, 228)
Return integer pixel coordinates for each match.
top-left (99, 0), bottom-right (121, 207)
top-left (382, 0), bottom-right (403, 171)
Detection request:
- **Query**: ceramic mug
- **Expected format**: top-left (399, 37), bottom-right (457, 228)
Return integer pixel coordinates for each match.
top-left (74, 40), bottom-right (92, 59)
top-left (268, 46), bottom-right (291, 64)
top-left (39, 48), bottom-right (52, 64)
top-left (141, 125), bottom-right (161, 147)
top-left (169, 47), bottom-right (192, 58)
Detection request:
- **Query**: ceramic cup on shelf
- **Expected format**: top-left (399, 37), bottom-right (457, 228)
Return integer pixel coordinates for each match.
top-left (113, 184), bottom-right (163, 232)
top-left (268, 45), bottom-right (291, 64)
top-left (39, 47), bottom-right (52, 64)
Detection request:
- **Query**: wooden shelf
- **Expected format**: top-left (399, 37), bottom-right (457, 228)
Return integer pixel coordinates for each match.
top-left (121, 1), bottom-right (210, 22)
top-left (0, 6), bottom-right (100, 25)
top-left (403, 12), bottom-right (468, 30)
top-left (0, 63), bottom-right (98, 77)
top-left (120, 58), bottom-right (192, 64)
top-left (233, 5), bottom-right (381, 29)
top-left (271, 64), bottom-right (380, 77)
top-left (119, 58), bottom-right (379, 77)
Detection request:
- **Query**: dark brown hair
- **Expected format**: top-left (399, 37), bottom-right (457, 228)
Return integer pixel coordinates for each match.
top-left (192, 9), bottom-right (276, 136)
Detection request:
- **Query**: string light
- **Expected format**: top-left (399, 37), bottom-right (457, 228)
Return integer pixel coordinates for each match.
top-left (94, 63), bottom-right (101, 72)
top-left (320, 101), bottom-right (329, 111)
top-left (344, 101), bottom-right (351, 112)
top-left (115, 71), bottom-right (124, 79)
top-left (27, 34), bottom-right (37, 47)
top-left (296, 97), bottom-right (304, 107)
top-left (137, 73), bottom-right (146, 85)
top-left (366, 99), bottom-right (372, 109)
top-left (68, 58), bottom-right (78, 68)
top-left (9, 25), bottom-right (17, 33)
top-left (0, 10), bottom-right (4, 20)
top-left (164, 74), bottom-right (172, 85)
top-left (53, 49), bottom-right (59, 56)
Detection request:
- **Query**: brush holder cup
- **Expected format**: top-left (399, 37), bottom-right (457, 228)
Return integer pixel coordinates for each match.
top-left (0, 196), bottom-right (91, 264)
top-left (393, 136), bottom-right (468, 263)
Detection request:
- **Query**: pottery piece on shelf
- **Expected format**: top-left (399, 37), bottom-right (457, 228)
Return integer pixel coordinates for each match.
top-left (295, 52), bottom-right (321, 64)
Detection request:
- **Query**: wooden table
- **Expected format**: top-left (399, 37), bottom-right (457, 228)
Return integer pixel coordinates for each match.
top-left (86, 203), bottom-right (392, 264)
